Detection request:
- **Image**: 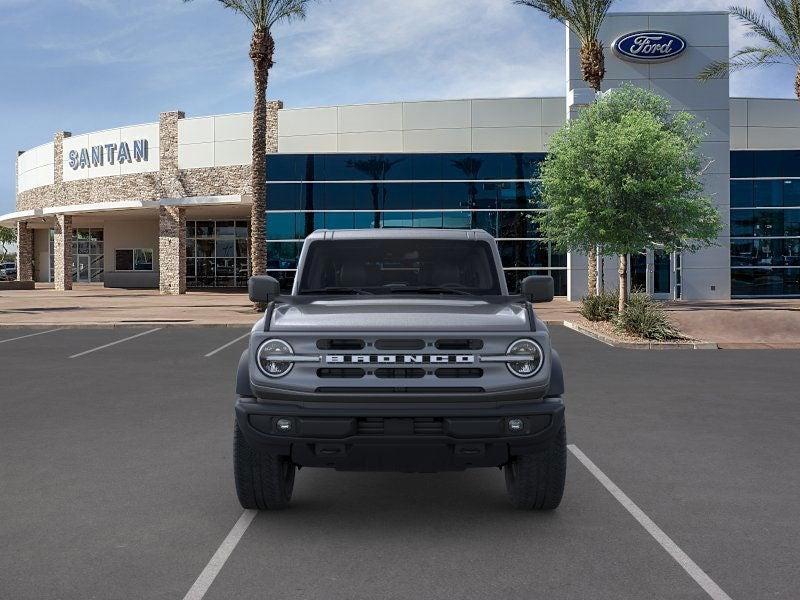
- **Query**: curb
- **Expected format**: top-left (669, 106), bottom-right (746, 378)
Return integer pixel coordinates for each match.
top-left (562, 321), bottom-right (718, 350)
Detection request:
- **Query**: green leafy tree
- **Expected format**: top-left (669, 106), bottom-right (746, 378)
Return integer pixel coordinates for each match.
top-left (535, 85), bottom-right (722, 313)
top-left (0, 226), bottom-right (15, 263)
top-left (184, 0), bottom-right (313, 300)
top-left (699, 2), bottom-right (800, 100)
top-left (515, 0), bottom-right (616, 294)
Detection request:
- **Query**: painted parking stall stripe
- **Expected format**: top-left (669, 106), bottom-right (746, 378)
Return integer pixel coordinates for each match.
top-left (568, 444), bottom-right (733, 600)
top-left (182, 510), bottom-right (257, 600)
top-left (0, 329), bottom-right (63, 345)
top-left (69, 328), bottom-right (162, 359)
top-left (205, 332), bottom-right (250, 358)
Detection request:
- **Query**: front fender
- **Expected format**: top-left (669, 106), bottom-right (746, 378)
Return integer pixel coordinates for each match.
top-left (546, 349), bottom-right (564, 397)
top-left (236, 349), bottom-right (254, 397)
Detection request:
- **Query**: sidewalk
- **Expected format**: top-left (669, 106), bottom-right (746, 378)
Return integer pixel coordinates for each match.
top-left (0, 284), bottom-right (259, 327)
top-left (2, 285), bottom-right (799, 348)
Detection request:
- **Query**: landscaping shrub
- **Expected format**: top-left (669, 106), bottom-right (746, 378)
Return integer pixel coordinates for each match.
top-left (579, 290), bottom-right (619, 322)
top-left (614, 293), bottom-right (684, 340)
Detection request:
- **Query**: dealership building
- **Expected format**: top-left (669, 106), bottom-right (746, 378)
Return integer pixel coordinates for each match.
top-left (4, 10), bottom-right (800, 299)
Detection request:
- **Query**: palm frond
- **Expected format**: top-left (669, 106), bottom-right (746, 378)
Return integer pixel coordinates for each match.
top-left (764, 0), bottom-right (800, 46)
top-left (187, 0), bottom-right (310, 30)
top-left (730, 5), bottom-right (800, 64)
top-left (699, 46), bottom-right (789, 80)
top-left (515, 0), bottom-right (616, 43)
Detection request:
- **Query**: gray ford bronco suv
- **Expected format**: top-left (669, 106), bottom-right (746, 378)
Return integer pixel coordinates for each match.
top-left (235, 229), bottom-right (566, 510)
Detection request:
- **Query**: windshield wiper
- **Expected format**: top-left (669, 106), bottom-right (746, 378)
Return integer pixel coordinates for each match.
top-left (387, 286), bottom-right (476, 297)
top-left (299, 287), bottom-right (375, 295)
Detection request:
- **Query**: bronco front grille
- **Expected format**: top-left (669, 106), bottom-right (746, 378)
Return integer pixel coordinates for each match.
top-left (356, 418), bottom-right (445, 435)
top-left (375, 367), bottom-right (426, 379)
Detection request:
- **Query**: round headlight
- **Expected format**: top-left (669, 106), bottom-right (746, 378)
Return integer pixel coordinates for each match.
top-left (506, 339), bottom-right (543, 378)
top-left (257, 339), bottom-right (294, 378)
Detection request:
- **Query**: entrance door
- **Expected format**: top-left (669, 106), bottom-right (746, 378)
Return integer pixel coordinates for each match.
top-left (652, 249), bottom-right (672, 299)
top-left (77, 255), bottom-right (90, 282)
top-left (626, 249), bottom-right (674, 299)
top-left (630, 252), bottom-right (648, 293)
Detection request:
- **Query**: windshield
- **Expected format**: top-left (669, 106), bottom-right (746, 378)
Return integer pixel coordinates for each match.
top-left (297, 239), bottom-right (502, 295)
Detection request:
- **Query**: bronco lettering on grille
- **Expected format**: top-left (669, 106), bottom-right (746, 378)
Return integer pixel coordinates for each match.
top-left (326, 355), bottom-right (475, 364)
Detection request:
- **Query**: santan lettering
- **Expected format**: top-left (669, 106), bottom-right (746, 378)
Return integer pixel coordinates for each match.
top-left (629, 35), bottom-right (674, 56)
top-left (68, 139), bottom-right (148, 170)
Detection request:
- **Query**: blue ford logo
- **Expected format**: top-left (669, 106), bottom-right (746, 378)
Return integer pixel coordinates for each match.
top-left (613, 31), bottom-right (686, 62)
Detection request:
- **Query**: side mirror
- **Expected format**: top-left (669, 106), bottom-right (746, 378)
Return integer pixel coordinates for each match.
top-left (248, 275), bottom-right (281, 304)
top-left (520, 275), bottom-right (554, 303)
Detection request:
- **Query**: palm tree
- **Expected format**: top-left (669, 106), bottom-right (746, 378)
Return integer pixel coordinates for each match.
top-left (348, 157), bottom-right (405, 229)
top-left (184, 0), bottom-right (312, 298)
top-left (515, 0), bottom-right (615, 295)
top-left (699, 2), bottom-right (800, 101)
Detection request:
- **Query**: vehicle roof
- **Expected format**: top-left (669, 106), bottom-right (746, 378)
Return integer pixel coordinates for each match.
top-left (305, 229), bottom-right (495, 242)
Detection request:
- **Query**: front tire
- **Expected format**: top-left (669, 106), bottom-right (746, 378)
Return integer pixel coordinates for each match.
top-left (505, 424), bottom-right (566, 510)
top-left (234, 422), bottom-right (296, 510)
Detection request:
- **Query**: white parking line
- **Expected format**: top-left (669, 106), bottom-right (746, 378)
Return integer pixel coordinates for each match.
top-left (0, 329), bottom-right (63, 345)
top-left (182, 509), bottom-right (257, 600)
top-left (68, 328), bottom-right (162, 359)
top-left (204, 332), bottom-right (250, 358)
top-left (568, 444), bottom-right (733, 600)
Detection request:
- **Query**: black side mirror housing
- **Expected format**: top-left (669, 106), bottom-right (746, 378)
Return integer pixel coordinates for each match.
top-left (520, 275), bottom-right (554, 303)
top-left (248, 275), bottom-right (281, 304)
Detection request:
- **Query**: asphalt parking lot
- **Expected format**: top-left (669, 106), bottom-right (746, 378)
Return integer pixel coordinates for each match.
top-left (1, 325), bottom-right (799, 600)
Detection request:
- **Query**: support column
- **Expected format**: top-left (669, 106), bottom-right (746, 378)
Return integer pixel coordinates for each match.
top-left (16, 221), bottom-right (33, 282)
top-left (159, 205), bottom-right (185, 295)
top-left (53, 214), bottom-right (73, 291)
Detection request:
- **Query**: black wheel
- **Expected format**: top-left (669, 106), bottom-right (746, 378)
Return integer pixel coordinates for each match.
top-left (234, 422), bottom-right (296, 510)
top-left (504, 424), bottom-right (566, 510)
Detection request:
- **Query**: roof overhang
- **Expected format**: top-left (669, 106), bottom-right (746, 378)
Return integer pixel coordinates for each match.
top-left (0, 194), bottom-right (245, 227)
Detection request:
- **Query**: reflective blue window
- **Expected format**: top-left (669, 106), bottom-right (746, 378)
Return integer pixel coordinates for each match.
top-left (383, 183), bottom-right (413, 210)
top-left (442, 211), bottom-right (472, 229)
top-left (784, 180), bottom-right (800, 207)
top-left (413, 212), bottom-right (443, 228)
top-left (730, 181), bottom-right (753, 208)
top-left (324, 212), bottom-right (355, 230)
top-left (411, 183), bottom-right (443, 210)
top-left (266, 242), bottom-right (302, 270)
top-left (323, 183), bottom-right (353, 211)
top-left (267, 184), bottom-right (302, 210)
top-left (382, 212), bottom-right (413, 228)
top-left (754, 180), bottom-right (783, 207)
top-left (266, 153), bottom-right (546, 183)
top-left (266, 213), bottom-right (298, 240)
top-left (498, 240), bottom-right (549, 268)
top-left (732, 268), bottom-right (800, 296)
top-left (730, 151), bottom-right (754, 178)
top-left (412, 154), bottom-right (443, 180)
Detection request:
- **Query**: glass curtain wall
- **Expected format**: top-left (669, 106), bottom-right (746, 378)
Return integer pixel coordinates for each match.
top-left (264, 153), bottom-right (567, 295)
top-left (186, 220), bottom-right (250, 288)
top-left (47, 228), bottom-right (104, 283)
top-left (731, 151), bottom-right (800, 297)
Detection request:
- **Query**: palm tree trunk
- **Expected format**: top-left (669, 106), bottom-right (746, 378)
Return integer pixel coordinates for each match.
top-left (580, 40), bottom-right (605, 93)
top-left (618, 254), bottom-right (628, 314)
top-left (580, 39), bottom-right (604, 296)
top-left (249, 29), bottom-right (274, 290)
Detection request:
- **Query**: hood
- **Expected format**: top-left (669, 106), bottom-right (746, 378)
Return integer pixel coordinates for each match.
top-left (269, 297), bottom-right (530, 332)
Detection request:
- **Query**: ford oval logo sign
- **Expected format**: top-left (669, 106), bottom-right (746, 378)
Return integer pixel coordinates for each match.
top-left (613, 31), bottom-right (687, 62)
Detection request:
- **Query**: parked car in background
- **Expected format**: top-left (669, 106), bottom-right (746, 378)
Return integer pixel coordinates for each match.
top-left (0, 262), bottom-right (16, 281)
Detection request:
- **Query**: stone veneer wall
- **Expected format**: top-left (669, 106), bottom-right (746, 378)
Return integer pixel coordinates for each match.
top-left (158, 206), bottom-right (186, 295)
top-left (16, 102), bottom-right (283, 212)
top-left (53, 214), bottom-right (73, 291)
top-left (15, 222), bottom-right (33, 281)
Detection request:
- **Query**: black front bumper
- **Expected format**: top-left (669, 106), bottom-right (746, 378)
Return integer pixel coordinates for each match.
top-left (235, 396), bottom-right (565, 472)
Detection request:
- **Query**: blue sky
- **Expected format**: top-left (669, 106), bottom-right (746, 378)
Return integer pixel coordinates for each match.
top-left (1, 0), bottom-right (797, 215)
